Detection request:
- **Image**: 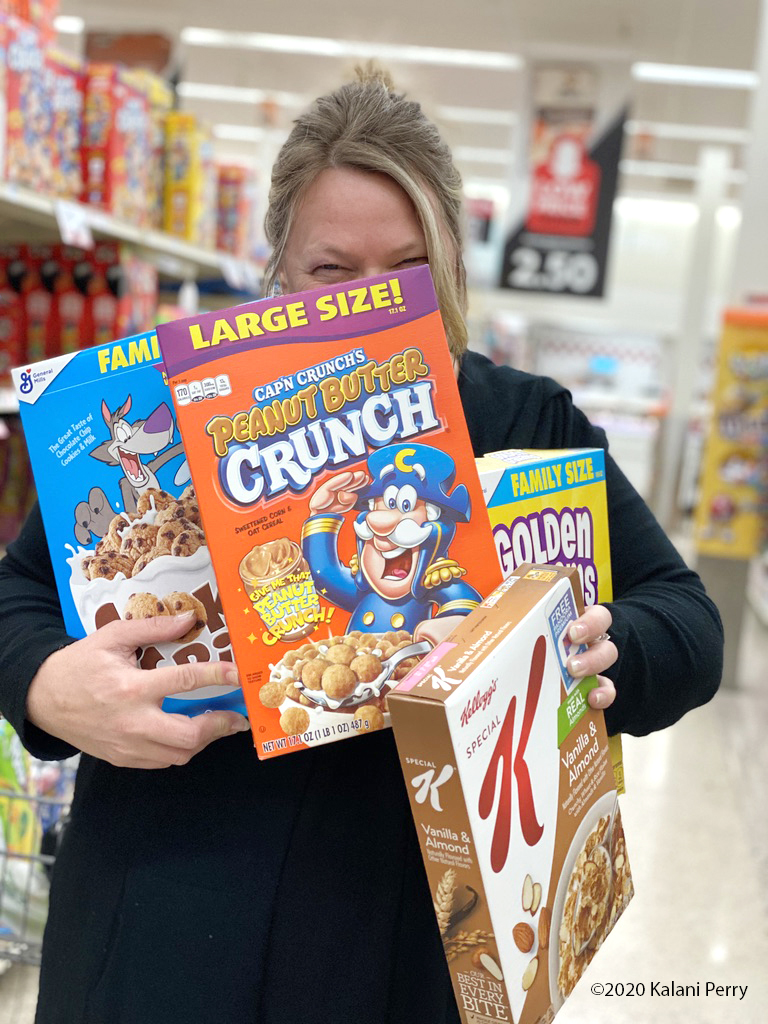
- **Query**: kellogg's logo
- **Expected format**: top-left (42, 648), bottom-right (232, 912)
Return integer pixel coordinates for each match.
top-left (460, 678), bottom-right (497, 727)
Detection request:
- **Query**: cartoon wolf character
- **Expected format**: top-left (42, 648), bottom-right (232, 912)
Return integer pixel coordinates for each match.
top-left (88, 395), bottom-right (188, 516)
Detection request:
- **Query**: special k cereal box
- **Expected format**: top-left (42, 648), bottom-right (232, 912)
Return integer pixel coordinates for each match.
top-left (477, 448), bottom-right (625, 793)
top-left (388, 565), bottom-right (633, 1024)
top-left (156, 265), bottom-right (504, 758)
top-left (12, 331), bottom-right (245, 718)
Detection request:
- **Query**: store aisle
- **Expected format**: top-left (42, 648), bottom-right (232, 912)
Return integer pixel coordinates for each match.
top-left (2, 617), bottom-right (767, 1024)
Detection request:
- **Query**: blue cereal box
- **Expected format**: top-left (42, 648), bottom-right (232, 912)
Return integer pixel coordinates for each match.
top-left (12, 332), bottom-right (245, 716)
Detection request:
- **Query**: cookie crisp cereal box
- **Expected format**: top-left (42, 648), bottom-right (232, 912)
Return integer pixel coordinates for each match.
top-left (155, 265), bottom-right (504, 759)
top-left (476, 448), bottom-right (624, 792)
top-left (388, 564), bottom-right (634, 1024)
top-left (12, 331), bottom-right (245, 717)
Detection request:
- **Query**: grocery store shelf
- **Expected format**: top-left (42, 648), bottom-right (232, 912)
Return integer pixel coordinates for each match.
top-left (0, 182), bottom-right (262, 286)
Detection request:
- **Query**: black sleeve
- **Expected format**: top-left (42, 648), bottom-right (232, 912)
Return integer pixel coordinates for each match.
top-left (0, 502), bottom-right (80, 760)
top-left (508, 386), bottom-right (723, 737)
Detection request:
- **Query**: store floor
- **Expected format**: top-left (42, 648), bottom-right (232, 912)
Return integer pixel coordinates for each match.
top-left (2, 609), bottom-right (767, 1024)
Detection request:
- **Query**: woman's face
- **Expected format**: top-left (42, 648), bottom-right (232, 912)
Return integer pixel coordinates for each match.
top-left (278, 166), bottom-right (429, 294)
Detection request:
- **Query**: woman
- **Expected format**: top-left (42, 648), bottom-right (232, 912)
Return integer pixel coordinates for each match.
top-left (0, 67), bottom-right (721, 1024)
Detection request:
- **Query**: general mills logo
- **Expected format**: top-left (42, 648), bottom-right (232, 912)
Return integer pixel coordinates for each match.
top-left (18, 369), bottom-right (33, 395)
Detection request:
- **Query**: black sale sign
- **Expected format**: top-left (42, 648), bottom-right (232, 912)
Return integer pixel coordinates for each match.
top-left (500, 65), bottom-right (627, 298)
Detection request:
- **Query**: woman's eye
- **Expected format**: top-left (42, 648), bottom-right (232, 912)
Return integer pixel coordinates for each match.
top-left (398, 256), bottom-right (428, 267)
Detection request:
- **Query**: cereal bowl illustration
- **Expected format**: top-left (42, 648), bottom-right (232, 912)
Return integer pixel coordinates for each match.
top-left (68, 486), bottom-right (244, 715)
top-left (548, 793), bottom-right (633, 1006)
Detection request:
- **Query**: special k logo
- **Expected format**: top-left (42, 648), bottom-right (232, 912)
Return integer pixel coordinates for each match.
top-left (478, 635), bottom-right (546, 872)
top-left (411, 764), bottom-right (455, 811)
top-left (430, 665), bottom-right (462, 692)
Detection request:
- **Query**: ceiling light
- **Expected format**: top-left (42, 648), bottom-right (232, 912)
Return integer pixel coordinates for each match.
top-left (453, 146), bottom-right (512, 165)
top-left (181, 28), bottom-right (523, 70)
top-left (437, 106), bottom-right (518, 126)
top-left (178, 82), bottom-right (306, 107)
top-left (621, 159), bottom-right (746, 184)
top-left (54, 15), bottom-right (85, 34)
top-left (213, 124), bottom-right (288, 143)
top-left (626, 121), bottom-right (751, 145)
top-left (632, 62), bottom-right (758, 88)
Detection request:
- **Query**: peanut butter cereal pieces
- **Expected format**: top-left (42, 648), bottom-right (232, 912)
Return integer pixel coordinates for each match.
top-left (354, 705), bottom-right (385, 731)
top-left (283, 683), bottom-right (303, 703)
top-left (123, 592), bottom-right (169, 620)
top-left (162, 591), bottom-right (207, 641)
top-left (171, 530), bottom-right (205, 558)
top-left (136, 488), bottom-right (175, 516)
top-left (280, 707), bottom-right (310, 736)
top-left (301, 658), bottom-right (331, 690)
top-left (326, 643), bottom-right (356, 666)
top-left (321, 664), bottom-right (357, 699)
top-left (349, 653), bottom-right (383, 683)
top-left (259, 681), bottom-right (287, 709)
top-left (89, 552), bottom-right (135, 580)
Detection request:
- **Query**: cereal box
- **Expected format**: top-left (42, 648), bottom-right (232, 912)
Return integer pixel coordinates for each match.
top-left (82, 64), bottom-right (152, 226)
top-left (155, 265), bottom-right (504, 758)
top-left (1, 12), bottom-right (52, 192)
top-left (48, 49), bottom-right (85, 200)
top-left (477, 448), bottom-right (625, 793)
top-left (163, 112), bottom-right (217, 247)
top-left (12, 331), bottom-right (245, 717)
top-left (388, 564), bottom-right (633, 1024)
top-left (216, 164), bottom-right (257, 259)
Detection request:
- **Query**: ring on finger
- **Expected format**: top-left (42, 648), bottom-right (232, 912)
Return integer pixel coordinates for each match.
top-left (592, 632), bottom-right (611, 644)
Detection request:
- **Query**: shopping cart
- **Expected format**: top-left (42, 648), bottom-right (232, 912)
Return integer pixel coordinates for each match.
top-left (0, 757), bottom-right (77, 967)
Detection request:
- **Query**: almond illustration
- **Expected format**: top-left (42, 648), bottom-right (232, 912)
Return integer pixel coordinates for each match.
top-left (522, 956), bottom-right (538, 991)
top-left (512, 922), bottom-right (535, 953)
top-left (537, 906), bottom-right (550, 950)
top-left (530, 881), bottom-right (542, 915)
top-left (522, 873), bottom-right (534, 911)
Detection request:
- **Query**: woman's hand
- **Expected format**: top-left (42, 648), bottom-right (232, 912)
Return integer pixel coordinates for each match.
top-left (26, 613), bottom-right (249, 769)
top-left (566, 604), bottom-right (618, 711)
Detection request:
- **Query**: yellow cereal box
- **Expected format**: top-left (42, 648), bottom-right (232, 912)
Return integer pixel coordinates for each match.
top-left (155, 266), bottom-right (504, 758)
top-left (477, 449), bottom-right (624, 792)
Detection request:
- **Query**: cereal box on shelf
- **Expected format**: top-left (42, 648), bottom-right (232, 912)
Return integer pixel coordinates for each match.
top-left (11, 330), bottom-right (245, 717)
top-left (81, 63), bottom-right (152, 226)
top-left (48, 49), bottom-right (85, 200)
top-left (388, 564), bottom-right (633, 1024)
top-left (216, 164), bottom-right (257, 259)
top-left (155, 264), bottom-right (504, 758)
top-left (1, 12), bottom-right (52, 192)
top-left (477, 448), bottom-right (625, 793)
top-left (163, 112), bottom-right (217, 247)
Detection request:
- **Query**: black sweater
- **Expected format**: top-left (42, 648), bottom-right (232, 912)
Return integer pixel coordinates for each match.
top-left (0, 352), bottom-right (722, 1024)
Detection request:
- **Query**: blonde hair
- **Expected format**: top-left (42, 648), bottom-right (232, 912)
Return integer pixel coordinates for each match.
top-left (264, 65), bottom-right (468, 356)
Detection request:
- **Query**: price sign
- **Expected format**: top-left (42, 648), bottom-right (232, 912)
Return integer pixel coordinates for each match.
top-left (54, 200), bottom-right (94, 250)
top-left (505, 247), bottom-right (600, 295)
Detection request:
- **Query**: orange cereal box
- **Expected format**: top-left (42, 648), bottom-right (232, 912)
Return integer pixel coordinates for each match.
top-left (156, 265), bottom-right (503, 758)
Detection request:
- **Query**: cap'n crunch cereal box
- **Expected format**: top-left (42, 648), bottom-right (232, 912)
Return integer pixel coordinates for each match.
top-left (156, 265), bottom-right (504, 758)
top-left (388, 564), bottom-right (633, 1024)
